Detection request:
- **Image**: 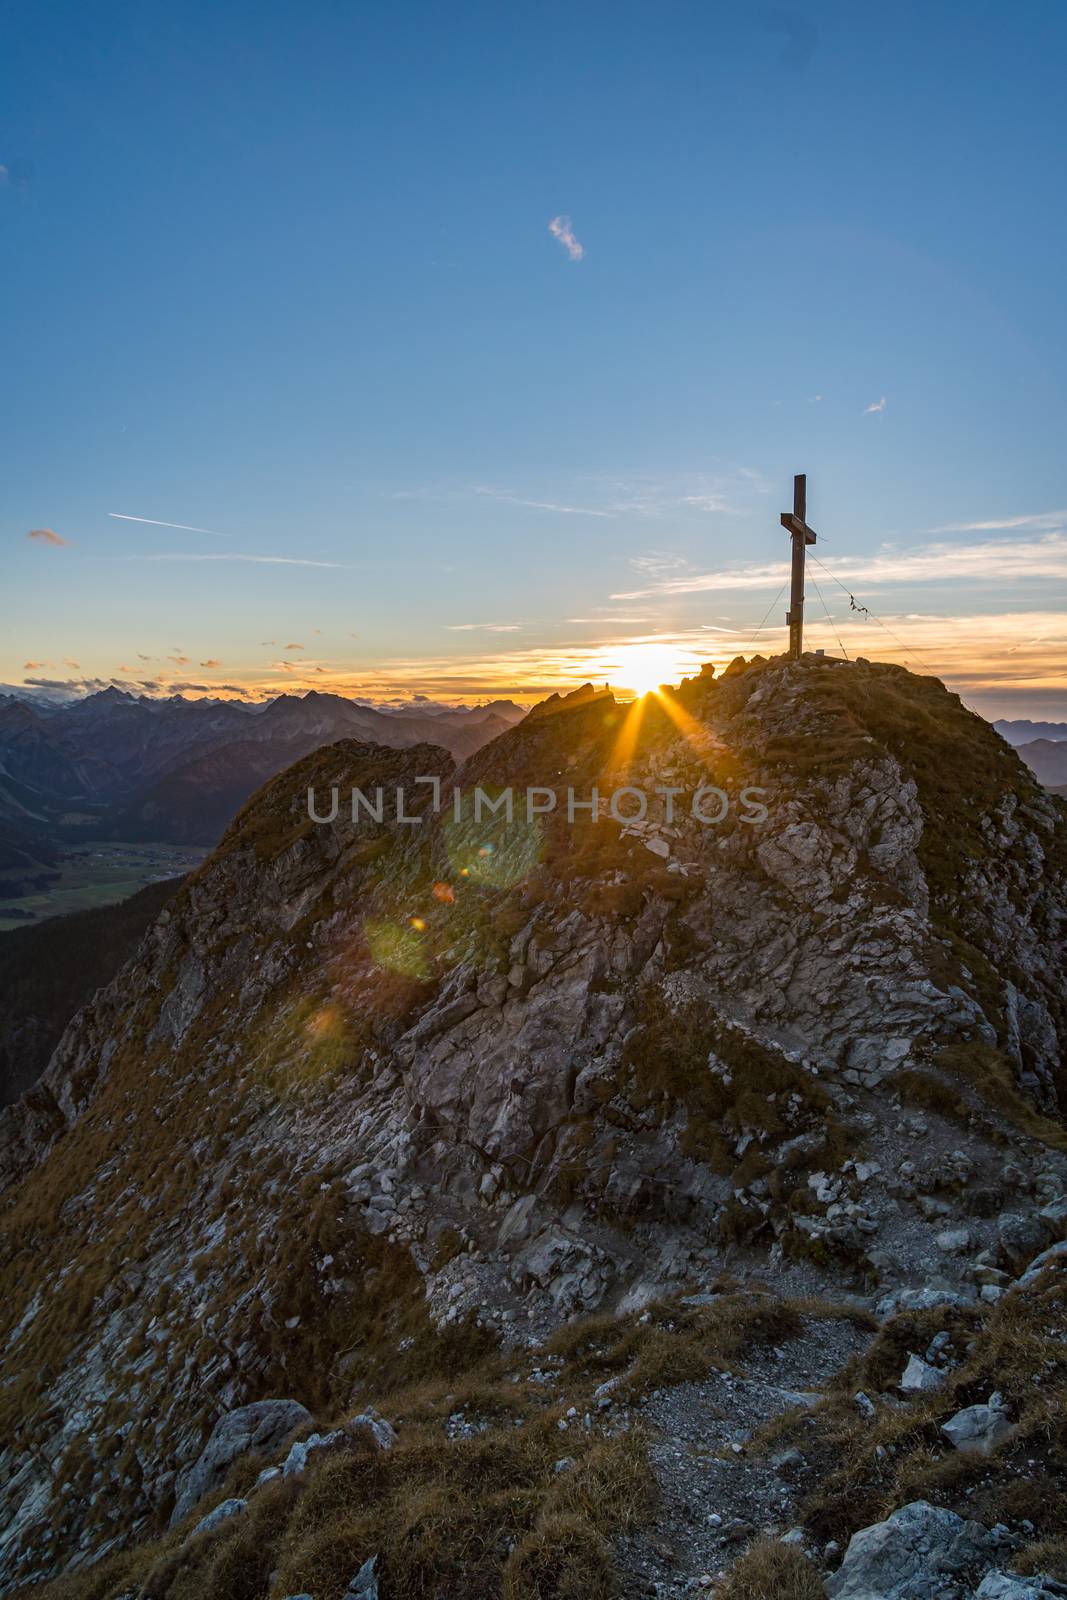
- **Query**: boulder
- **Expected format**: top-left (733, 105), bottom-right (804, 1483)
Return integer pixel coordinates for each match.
top-left (171, 1399), bottom-right (312, 1525)
top-left (283, 1430), bottom-right (343, 1478)
top-left (997, 1212), bottom-right (1051, 1270)
top-left (940, 1393), bottom-right (1015, 1456)
top-left (189, 1497), bottom-right (247, 1539)
top-left (825, 1500), bottom-right (993, 1599)
top-left (875, 1285), bottom-right (975, 1319)
top-left (935, 1227), bottom-right (972, 1254)
top-left (345, 1554), bottom-right (379, 1598)
top-left (1015, 1238), bottom-right (1067, 1289)
top-left (347, 1409), bottom-right (397, 1451)
top-left (975, 1575), bottom-right (1067, 1598)
top-left (899, 1354), bottom-right (944, 1394)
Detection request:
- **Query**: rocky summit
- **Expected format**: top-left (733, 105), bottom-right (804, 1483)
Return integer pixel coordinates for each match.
top-left (2, 654), bottom-right (1067, 1600)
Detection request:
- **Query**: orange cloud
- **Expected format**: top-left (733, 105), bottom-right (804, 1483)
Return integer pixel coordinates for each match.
top-left (200, 658), bottom-right (221, 668)
top-left (26, 528), bottom-right (68, 546)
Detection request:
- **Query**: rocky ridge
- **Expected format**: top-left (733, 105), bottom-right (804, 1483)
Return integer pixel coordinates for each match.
top-left (1, 654), bottom-right (1066, 1597)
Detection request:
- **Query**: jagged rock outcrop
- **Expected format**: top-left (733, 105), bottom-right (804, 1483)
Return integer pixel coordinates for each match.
top-left (824, 1499), bottom-right (1000, 1598)
top-left (170, 1398), bottom-right (312, 1525)
top-left (1, 656), bottom-right (1066, 1589)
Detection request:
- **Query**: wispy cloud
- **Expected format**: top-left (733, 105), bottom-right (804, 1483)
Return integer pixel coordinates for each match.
top-left (26, 528), bottom-right (67, 546)
top-left (137, 554), bottom-right (344, 568)
top-left (23, 660), bottom-right (52, 670)
top-left (473, 486), bottom-right (610, 518)
top-left (930, 510), bottom-right (1067, 534)
top-left (109, 513), bottom-right (225, 537)
top-left (284, 642), bottom-right (305, 651)
top-left (613, 531), bottom-right (1067, 598)
top-left (548, 215), bottom-right (585, 262)
top-left (446, 622), bottom-right (522, 633)
top-left (200, 658), bottom-right (221, 668)
top-left (864, 396), bottom-right (887, 415)
top-left (168, 681), bottom-right (251, 696)
top-left (629, 551), bottom-right (690, 578)
top-left (678, 493), bottom-right (731, 512)
top-left (404, 468), bottom-right (766, 523)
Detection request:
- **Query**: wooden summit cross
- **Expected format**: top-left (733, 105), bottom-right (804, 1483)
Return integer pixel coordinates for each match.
top-left (781, 472), bottom-right (817, 661)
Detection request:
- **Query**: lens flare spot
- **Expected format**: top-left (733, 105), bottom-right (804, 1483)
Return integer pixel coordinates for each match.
top-left (442, 795), bottom-right (542, 888)
top-left (409, 916), bottom-right (426, 931)
top-left (365, 918), bottom-right (430, 979)
top-left (306, 1003), bottom-right (344, 1044)
top-left (432, 881), bottom-right (455, 903)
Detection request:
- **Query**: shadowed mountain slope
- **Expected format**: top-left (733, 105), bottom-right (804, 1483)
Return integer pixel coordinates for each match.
top-left (0, 878), bottom-right (184, 1109)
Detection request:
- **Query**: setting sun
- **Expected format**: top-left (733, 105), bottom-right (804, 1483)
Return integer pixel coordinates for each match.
top-left (610, 640), bottom-right (694, 697)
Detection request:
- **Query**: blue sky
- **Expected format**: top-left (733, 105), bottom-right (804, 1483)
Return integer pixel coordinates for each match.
top-left (4, 0), bottom-right (1067, 714)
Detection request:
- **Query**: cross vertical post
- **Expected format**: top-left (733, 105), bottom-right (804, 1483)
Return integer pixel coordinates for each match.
top-left (780, 472), bottom-right (818, 661)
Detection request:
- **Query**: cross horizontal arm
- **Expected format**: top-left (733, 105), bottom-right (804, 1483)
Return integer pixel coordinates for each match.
top-left (780, 512), bottom-right (817, 545)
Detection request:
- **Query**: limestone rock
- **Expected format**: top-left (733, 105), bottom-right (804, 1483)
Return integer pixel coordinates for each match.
top-left (825, 1499), bottom-right (994, 1598)
top-left (997, 1212), bottom-right (1051, 1270)
top-left (940, 1394), bottom-right (1015, 1456)
top-left (975, 1574), bottom-right (1067, 1598)
top-left (875, 1285), bottom-right (976, 1319)
top-left (899, 1353), bottom-right (944, 1394)
top-left (171, 1400), bottom-right (312, 1525)
top-left (1015, 1238), bottom-right (1067, 1289)
top-left (282, 1430), bottom-right (343, 1478)
top-left (345, 1554), bottom-right (379, 1598)
top-left (347, 1410), bottom-right (397, 1451)
top-left (189, 1497), bottom-right (247, 1539)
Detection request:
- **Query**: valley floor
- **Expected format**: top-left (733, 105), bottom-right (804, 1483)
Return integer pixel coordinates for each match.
top-left (0, 841), bottom-right (205, 930)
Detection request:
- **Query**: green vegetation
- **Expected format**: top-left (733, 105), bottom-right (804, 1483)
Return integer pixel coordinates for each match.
top-left (0, 841), bottom-right (201, 930)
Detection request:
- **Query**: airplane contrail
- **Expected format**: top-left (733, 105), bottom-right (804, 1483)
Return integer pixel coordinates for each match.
top-left (109, 513), bottom-right (224, 536)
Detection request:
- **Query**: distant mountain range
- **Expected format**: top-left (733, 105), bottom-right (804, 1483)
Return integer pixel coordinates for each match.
top-left (1013, 739), bottom-right (1067, 789)
top-left (993, 720), bottom-right (1067, 791)
top-left (0, 688), bottom-right (526, 880)
top-left (994, 718), bottom-right (1067, 745)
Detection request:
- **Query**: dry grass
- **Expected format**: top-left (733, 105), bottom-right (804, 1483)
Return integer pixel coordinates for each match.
top-left (25, 1367), bottom-right (655, 1600)
top-left (751, 1256), bottom-right (1067, 1555)
top-left (543, 1290), bottom-right (864, 1409)
top-left (715, 1538), bottom-right (827, 1600)
top-left (1014, 1537), bottom-right (1067, 1581)
top-left (502, 1513), bottom-right (616, 1600)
